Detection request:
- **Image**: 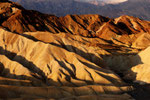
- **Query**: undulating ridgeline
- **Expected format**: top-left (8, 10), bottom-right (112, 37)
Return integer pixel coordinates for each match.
top-left (0, 1), bottom-right (150, 99)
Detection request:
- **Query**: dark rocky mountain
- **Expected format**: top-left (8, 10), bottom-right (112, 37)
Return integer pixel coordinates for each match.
top-left (10, 0), bottom-right (150, 20)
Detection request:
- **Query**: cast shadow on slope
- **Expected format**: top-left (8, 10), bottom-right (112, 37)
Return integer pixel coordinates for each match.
top-left (0, 45), bottom-right (125, 87)
top-left (49, 43), bottom-right (131, 86)
top-left (117, 22), bottom-right (132, 35)
top-left (11, 31), bottom-right (140, 86)
top-left (0, 29), bottom-right (145, 87)
top-left (0, 63), bottom-right (133, 100)
top-left (5, 30), bottom-right (107, 69)
top-left (125, 55), bottom-right (150, 100)
top-left (0, 62), bottom-right (44, 86)
top-left (102, 54), bottom-right (143, 83)
top-left (53, 42), bottom-right (150, 100)
top-left (53, 56), bottom-right (123, 86)
top-left (128, 83), bottom-right (150, 100)
top-left (0, 46), bottom-right (48, 84)
top-left (101, 51), bottom-right (150, 100)
top-left (50, 42), bottom-right (106, 68)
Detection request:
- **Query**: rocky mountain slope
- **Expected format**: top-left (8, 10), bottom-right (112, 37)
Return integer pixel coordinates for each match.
top-left (1, 1), bottom-right (150, 49)
top-left (10, 0), bottom-right (150, 20)
top-left (1, 1), bottom-right (150, 99)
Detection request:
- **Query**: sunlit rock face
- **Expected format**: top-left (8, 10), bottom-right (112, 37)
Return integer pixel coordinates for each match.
top-left (1, 0), bottom-right (150, 99)
top-left (1, 1), bottom-right (150, 49)
top-left (0, 27), bottom-right (134, 99)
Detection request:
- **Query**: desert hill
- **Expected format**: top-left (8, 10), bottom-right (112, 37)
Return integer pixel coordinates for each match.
top-left (0, 1), bottom-right (150, 99)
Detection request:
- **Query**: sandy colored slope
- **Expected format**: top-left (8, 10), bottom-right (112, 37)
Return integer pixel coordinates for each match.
top-left (0, 28), bottom-right (121, 86)
top-left (2, 1), bottom-right (150, 99)
top-left (127, 47), bottom-right (150, 84)
top-left (101, 45), bottom-right (150, 85)
top-left (0, 28), bottom-right (134, 99)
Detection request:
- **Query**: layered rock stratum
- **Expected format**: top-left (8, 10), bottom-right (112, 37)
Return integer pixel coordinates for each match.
top-left (0, 1), bottom-right (150, 100)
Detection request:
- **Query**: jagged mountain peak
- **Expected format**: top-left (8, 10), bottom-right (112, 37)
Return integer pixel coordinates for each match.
top-left (1, 1), bottom-right (150, 99)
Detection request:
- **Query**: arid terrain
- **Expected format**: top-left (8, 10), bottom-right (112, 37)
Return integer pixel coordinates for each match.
top-left (0, 1), bottom-right (150, 100)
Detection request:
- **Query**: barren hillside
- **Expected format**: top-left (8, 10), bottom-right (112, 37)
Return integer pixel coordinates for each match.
top-left (0, 1), bottom-right (150, 100)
